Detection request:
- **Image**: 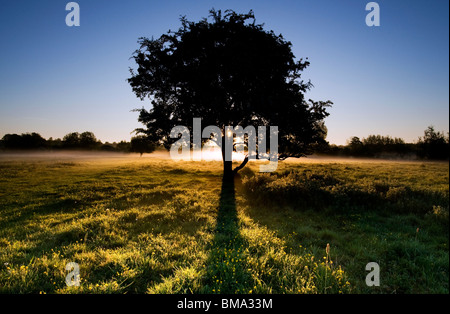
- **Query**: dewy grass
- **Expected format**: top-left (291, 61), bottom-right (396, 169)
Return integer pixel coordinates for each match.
top-left (0, 155), bottom-right (448, 293)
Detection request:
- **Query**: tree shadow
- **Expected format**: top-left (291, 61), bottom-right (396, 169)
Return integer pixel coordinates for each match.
top-left (202, 174), bottom-right (253, 293)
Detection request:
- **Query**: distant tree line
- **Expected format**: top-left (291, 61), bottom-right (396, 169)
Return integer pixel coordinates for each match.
top-left (0, 132), bottom-right (155, 156)
top-left (1, 126), bottom-right (448, 160)
top-left (315, 126), bottom-right (449, 160)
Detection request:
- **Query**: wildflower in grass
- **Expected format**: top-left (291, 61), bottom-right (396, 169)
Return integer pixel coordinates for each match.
top-left (325, 243), bottom-right (331, 265)
top-left (324, 243), bottom-right (331, 294)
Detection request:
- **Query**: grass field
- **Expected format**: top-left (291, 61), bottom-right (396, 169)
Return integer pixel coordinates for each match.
top-left (0, 152), bottom-right (448, 294)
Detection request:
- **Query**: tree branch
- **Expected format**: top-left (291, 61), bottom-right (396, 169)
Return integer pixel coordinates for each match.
top-left (233, 154), bottom-right (249, 173)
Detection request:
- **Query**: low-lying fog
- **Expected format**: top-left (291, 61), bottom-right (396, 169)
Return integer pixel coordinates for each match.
top-left (0, 149), bottom-right (431, 165)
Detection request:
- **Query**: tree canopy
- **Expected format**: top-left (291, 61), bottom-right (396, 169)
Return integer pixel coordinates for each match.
top-left (129, 9), bottom-right (332, 173)
top-left (417, 126), bottom-right (449, 160)
top-left (62, 132), bottom-right (99, 149)
top-left (130, 135), bottom-right (156, 156)
top-left (0, 132), bottom-right (46, 150)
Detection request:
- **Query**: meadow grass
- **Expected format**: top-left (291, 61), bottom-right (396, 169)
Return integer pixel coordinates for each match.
top-left (0, 153), bottom-right (448, 293)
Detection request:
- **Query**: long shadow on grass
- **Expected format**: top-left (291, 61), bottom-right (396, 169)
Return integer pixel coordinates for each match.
top-left (202, 175), bottom-right (253, 293)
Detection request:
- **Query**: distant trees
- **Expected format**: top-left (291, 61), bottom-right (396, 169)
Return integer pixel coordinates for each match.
top-left (347, 136), bottom-right (365, 156)
top-left (361, 135), bottom-right (409, 157)
top-left (417, 126), bottom-right (449, 160)
top-left (62, 132), bottom-right (100, 149)
top-left (61, 132), bottom-right (80, 148)
top-left (1, 133), bottom-right (46, 150)
top-left (115, 141), bottom-right (131, 152)
top-left (130, 136), bottom-right (156, 156)
top-left (0, 132), bottom-right (139, 154)
top-left (314, 126), bottom-right (449, 160)
top-left (1, 126), bottom-right (448, 160)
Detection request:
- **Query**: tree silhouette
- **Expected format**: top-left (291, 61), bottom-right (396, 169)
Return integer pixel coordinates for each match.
top-left (417, 126), bottom-right (449, 160)
top-left (130, 136), bottom-right (156, 156)
top-left (1, 133), bottom-right (46, 150)
top-left (62, 131), bottom-right (100, 149)
top-left (62, 132), bottom-right (81, 149)
top-left (128, 9), bottom-right (332, 176)
top-left (79, 131), bottom-right (99, 149)
top-left (347, 136), bottom-right (364, 156)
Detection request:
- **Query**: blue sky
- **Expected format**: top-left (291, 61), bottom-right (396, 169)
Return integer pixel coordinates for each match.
top-left (0, 0), bottom-right (448, 145)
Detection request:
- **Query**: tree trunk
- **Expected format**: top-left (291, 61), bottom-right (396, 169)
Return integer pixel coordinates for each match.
top-left (222, 147), bottom-right (233, 178)
top-left (221, 130), bottom-right (252, 177)
top-left (232, 155), bottom-right (249, 174)
top-left (223, 160), bottom-right (233, 179)
top-left (221, 132), bottom-right (234, 179)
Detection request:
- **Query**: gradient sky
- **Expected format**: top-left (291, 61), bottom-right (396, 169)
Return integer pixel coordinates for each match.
top-left (0, 0), bottom-right (448, 145)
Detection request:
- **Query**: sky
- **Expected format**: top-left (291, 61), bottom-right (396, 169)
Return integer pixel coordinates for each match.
top-left (0, 0), bottom-right (448, 145)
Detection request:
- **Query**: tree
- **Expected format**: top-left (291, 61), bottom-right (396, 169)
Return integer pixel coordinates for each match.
top-left (362, 135), bottom-right (407, 156)
top-left (130, 136), bottom-right (156, 156)
top-left (47, 137), bottom-right (63, 150)
top-left (417, 126), bottom-right (449, 160)
top-left (116, 140), bottom-right (131, 152)
top-left (347, 136), bottom-right (364, 156)
top-left (1, 134), bottom-right (24, 149)
top-left (62, 131), bottom-right (100, 149)
top-left (79, 131), bottom-right (99, 150)
top-left (128, 9), bottom-right (332, 176)
top-left (1, 133), bottom-right (46, 149)
top-left (62, 132), bottom-right (81, 149)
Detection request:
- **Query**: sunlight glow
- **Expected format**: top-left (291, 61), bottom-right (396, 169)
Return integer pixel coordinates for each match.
top-left (193, 141), bottom-right (246, 161)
